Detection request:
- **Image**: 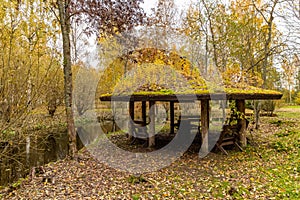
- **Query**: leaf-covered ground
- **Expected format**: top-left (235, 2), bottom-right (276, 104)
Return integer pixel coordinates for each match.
top-left (0, 107), bottom-right (299, 199)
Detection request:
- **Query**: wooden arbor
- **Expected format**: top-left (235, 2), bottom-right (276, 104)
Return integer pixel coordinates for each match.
top-left (100, 92), bottom-right (282, 152)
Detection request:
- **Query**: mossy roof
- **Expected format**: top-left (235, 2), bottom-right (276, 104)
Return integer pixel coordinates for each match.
top-left (98, 48), bottom-right (282, 102)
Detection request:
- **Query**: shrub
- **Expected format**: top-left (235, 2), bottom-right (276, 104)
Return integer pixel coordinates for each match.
top-left (294, 92), bottom-right (300, 105)
top-left (261, 100), bottom-right (276, 116)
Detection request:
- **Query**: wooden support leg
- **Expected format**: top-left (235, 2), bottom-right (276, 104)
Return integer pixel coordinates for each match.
top-left (142, 101), bottom-right (147, 125)
top-left (216, 143), bottom-right (229, 155)
top-left (149, 101), bottom-right (156, 147)
top-left (201, 100), bottom-right (209, 154)
top-left (128, 101), bottom-right (134, 141)
top-left (236, 100), bottom-right (247, 147)
top-left (170, 101), bottom-right (175, 134)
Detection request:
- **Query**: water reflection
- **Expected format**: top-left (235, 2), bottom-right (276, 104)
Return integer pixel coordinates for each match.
top-left (0, 130), bottom-right (68, 186)
top-left (0, 120), bottom-right (122, 187)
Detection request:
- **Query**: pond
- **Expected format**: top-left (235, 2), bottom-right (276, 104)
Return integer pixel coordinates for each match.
top-left (0, 128), bottom-right (68, 186)
top-left (0, 120), bottom-right (119, 187)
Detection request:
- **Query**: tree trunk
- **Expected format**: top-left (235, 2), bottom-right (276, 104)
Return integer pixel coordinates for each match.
top-left (253, 1), bottom-right (278, 88)
top-left (289, 85), bottom-right (292, 103)
top-left (262, 20), bottom-right (272, 88)
top-left (58, 0), bottom-right (77, 159)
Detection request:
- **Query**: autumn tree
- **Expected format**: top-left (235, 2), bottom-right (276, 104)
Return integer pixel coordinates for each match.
top-left (294, 55), bottom-right (300, 91)
top-left (149, 0), bottom-right (178, 48)
top-left (45, 63), bottom-right (64, 117)
top-left (282, 0), bottom-right (300, 55)
top-left (281, 58), bottom-right (292, 102)
top-left (73, 64), bottom-right (99, 116)
top-left (250, 0), bottom-right (282, 88)
top-left (0, 1), bottom-right (66, 179)
top-left (185, 1), bottom-right (212, 74)
top-left (185, 0), bottom-right (286, 129)
top-left (281, 54), bottom-right (298, 103)
top-left (280, 0), bottom-right (300, 96)
top-left (48, 0), bottom-right (146, 159)
top-left (0, 0), bottom-right (62, 128)
top-left (185, 0), bottom-right (285, 89)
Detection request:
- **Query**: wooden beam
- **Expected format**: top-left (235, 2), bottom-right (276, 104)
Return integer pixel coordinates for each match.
top-left (128, 101), bottom-right (134, 140)
top-left (142, 101), bottom-right (147, 125)
top-left (100, 93), bottom-right (282, 102)
top-left (201, 100), bottom-right (209, 153)
top-left (170, 101), bottom-right (175, 134)
top-left (236, 100), bottom-right (247, 147)
top-left (149, 101), bottom-right (156, 147)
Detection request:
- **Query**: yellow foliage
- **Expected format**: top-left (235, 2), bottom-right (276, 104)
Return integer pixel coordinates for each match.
top-left (97, 48), bottom-right (207, 95)
top-left (295, 92), bottom-right (300, 105)
top-left (222, 66), bottom-right (263, 89)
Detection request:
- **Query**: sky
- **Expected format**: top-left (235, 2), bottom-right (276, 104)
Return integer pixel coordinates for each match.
top-left (141, 0), bottom-right (190, 14)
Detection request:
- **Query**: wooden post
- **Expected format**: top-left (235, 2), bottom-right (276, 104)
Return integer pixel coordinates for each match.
top-left (236, 100), bottom-right (247, 147)
top-left (128, 101), bottom-right (135, 140)
top-left (170, 101), bottom-right (175, 134)
top-left (201, 100), bottom-right (209, 153)
top-left (149, 101), bottom-right (155, 147)
top-left (142, 101), bottom-right (147, 125)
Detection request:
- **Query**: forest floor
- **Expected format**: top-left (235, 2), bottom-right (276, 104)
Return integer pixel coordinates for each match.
top-left (0, 106), bottom-right (299, 199)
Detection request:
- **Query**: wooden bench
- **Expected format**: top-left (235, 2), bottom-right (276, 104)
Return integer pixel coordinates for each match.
top-left (215, 124), bottom-right (243, 155)
top-left (174, 115), bottom-right (200, 133)
top-left (130, 120), bottom-right (149, 145)
top-left (215, 118), bottom-right (250, 155)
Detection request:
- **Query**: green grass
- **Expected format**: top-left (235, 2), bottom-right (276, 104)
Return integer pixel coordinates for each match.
top-left (281, 105), bottom-right (300, 109)
top-left (277, 111), bottom-right (300, 118)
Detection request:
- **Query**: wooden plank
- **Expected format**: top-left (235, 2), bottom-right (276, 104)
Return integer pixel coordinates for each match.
top-left (128, 101), bottom-right (134, 140)
top-left (236, 100), bottom-right (247, 147)
top-left (201, 100), bottom-right (209, 153)
top-left (170, 101), bottom-right (175, 134)
top-left (149, 101), bottom-right (155, 147)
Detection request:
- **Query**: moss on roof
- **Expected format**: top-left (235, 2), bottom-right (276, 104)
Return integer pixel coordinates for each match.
top-left (97, 47), bottom-right (282, 100)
